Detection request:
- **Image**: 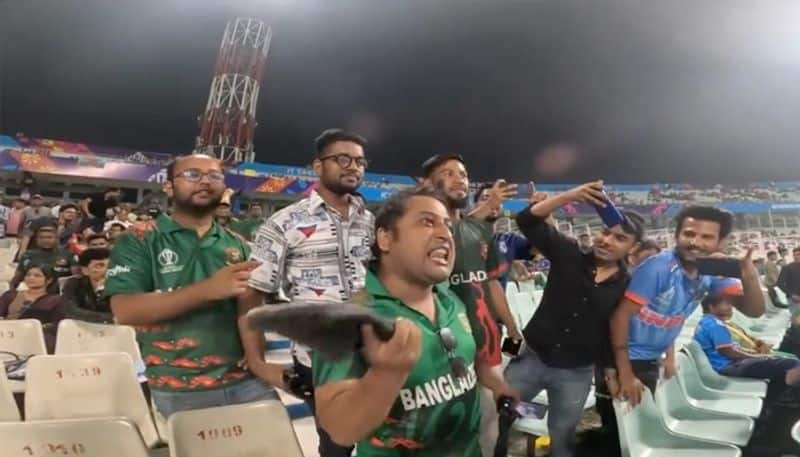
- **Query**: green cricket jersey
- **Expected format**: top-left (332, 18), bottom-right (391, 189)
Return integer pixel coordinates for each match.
top-left (449, 218), bottom-right (508, 366)
top-left (313, 271), bottom-right (482, 457)
top-left (228, 217), bottom-right (262, 241)
top-left (18, 247), bottom-right (78, 279)
top-left (104, 214), bottom-right (251, 392)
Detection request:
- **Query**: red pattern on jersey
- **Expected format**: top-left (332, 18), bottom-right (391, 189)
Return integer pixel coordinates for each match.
top-left (471, 283), bottom-right (501, 366)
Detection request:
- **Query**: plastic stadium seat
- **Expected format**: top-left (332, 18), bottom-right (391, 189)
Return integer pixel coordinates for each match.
top-left (792, 420), bottom-right (800, 445)
top-left (0, 417), bottom-right (150, 457)
top-left (167, 400), bottom-right (303, 457)
top-left (656, 375), bottom-right (754, 446)
top-left (0, 368), bottom-right (20, 422)
top-left (24, 353), bottom-right (160, 448)
top-left (517, 280), bottom-right (538, 295)
top-left (684, 341), bottom-right (767, 397)
top-left (505, 281), bottom-right (520, 297)
top-left (0, 319), bottom-right (47, 357)
top-left (613, 390), bottom-right (741, 457)
top-left (0, 319), bottom-right (48, 393)
top-left (55, 320), bottom-right (141, 360)
top-left (614, 389), bottom-right (742, 457)
top-left (675, 353), bottom-right (762, 418)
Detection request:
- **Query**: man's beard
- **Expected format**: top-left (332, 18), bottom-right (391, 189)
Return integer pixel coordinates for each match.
top-left (173, 191), bottom-right (223, 217)
top-left (485, 215), bottom-right (500, 224)
top-left (434, 180), bottom-right (468, 210)
top-left (323, 175), bottom-right (360, 195)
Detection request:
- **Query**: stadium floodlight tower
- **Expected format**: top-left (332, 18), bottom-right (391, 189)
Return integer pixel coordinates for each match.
top-left (195, 17), bottom-right (272, 165)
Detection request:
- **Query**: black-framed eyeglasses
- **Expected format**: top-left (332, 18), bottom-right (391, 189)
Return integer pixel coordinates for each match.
top-left (174, 169), bottom-right (226, 183)
top-left (439, 327), bottom-right (468, 379)
top-left (319, 154), bottom-right (368, 169)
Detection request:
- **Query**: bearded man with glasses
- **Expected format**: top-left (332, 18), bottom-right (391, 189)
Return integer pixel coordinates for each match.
top-left (240, 128), bottom-right (375, 457)
top-left (312, 187), bottom-right (518, 457)
top-left (105, 154), bottom-right (283, 418)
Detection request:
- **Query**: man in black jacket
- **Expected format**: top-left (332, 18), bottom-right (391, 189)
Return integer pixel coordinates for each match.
top-left (62, 248), bottom-right (113, 323)
top-left (495, 181), bottom-right (644, 457)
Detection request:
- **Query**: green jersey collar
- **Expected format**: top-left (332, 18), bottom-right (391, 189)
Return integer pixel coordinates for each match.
top-left (155, 214), bottom-right (222, 239)
top-left (364, 269), bottom-right (450, 301)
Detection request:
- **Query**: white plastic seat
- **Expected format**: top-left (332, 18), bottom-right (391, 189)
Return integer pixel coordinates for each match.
top-left (656, 374), bottom-right (754, 446)
top-left (614, 390), bottom-right (741, 457)
top-left (167, 400), bottom-right (303, 457)
top-left (0, 319), bottom-right (48, 393)
top-left (792, 419), bottom-right (800, 445)
top-left (0, 319), bottom-right (47, 356)
top-left (0, 368), bottom-right (20, 422)
top-left (0, 417), bottom-right (150, 457)
top-left (684, 341), bottom-right (767, 397)
top-left (24, 352), bottom-right (160, 448)
top-left (676, 353), bottom-right (762, 418)
top-left (55, 320), bottom-right (141, 360)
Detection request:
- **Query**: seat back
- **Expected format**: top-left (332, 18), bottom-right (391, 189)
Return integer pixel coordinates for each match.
top-left (517, 280), bottom-right (538, 295)
top-left (0, 319), bottom-right (47, 358)
top-left (0, 417), bottom-right (150, 457)
top-left (24, 353), bottom-right (159, 447)
top-left (684, 340), bottom-right (727, 388)
top-left (0, 368), bottom-right (20, 422)
top-left (55, 320), bottom-right (141, 361)
top-left (613, 389), bottom-right (665, 457)
top-left (676, 352), bottom-right (714, 399)
top-left (792, 419), bottom-right (800, 445)
top-left (167, 400), bottom-right (303, 457)
top-left (655, 374), bottom-right (691, 428)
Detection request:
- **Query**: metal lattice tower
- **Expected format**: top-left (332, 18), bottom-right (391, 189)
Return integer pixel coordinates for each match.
top-left (195, 18), bottom-right (272, 165)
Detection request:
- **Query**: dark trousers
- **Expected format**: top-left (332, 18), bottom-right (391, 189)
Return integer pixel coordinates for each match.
top-left (594, 360), bottom-right (660, 456)
top-left (295, 361), bottom-right (355, 457)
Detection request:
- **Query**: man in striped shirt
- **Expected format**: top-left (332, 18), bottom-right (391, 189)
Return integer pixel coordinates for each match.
top-left (241, 128), bottom-right (374, 457)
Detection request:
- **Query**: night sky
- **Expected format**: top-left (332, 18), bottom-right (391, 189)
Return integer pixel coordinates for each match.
top-left (2, 0), bottom-right (800, 184)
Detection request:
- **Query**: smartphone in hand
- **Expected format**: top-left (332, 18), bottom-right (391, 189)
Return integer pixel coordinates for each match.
top-left (515, 182), bottom-right (535, 200)
top-left (696, 257), bottom-right (742, 278)
top-left (502, 337), bottom-right (522, 356)
top-left (592, 190), bottom-right (625, 228)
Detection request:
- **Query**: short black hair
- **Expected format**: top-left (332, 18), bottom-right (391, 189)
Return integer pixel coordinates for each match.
top-left (638, 238), bottom-right (661, 253)
top-left (109, 222), bottom-right (127, 230)
top-left (78, 248), bottom-right (110, 267)
top-left (620, 210), bottom-right (646, 242)
top-left (701, 294), bottom-right (722, 313)
top-left (86, 233), bottom-right (108, 244)
top-left (674, 206), bottom-right (733, 240)
top-left (421, 153), bottom-right (465, 178)
top-left (767, 251), bottom-right (778, 257)
top-left (59, 203), bottom-right (79, 213)
top-left (794, 246), bottom-right (800, 254)
top-left (22, 263), bottom-right (55, 282)
top-left (314, 129), bottom-right (367, 157)
top-left (371, 187), bottom-right (449, 262)
top-left (473, 183), bottom-right (493, 203)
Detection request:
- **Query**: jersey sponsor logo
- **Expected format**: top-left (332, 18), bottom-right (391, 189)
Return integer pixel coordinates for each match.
top-left (637, 307), bottom-right (686, 328)
top-left (157, 248), bottom-right (183, 274)
top-left (449, 270), bottom-right (488, 286)
top-left (224, 247), bottom-right (242, 265)
top-left (498, 240), bottom-right (508, 254)
top-left (106, 265), bottom-right (131, 277)
top-left (399, 364), bottom-right (477, 411)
